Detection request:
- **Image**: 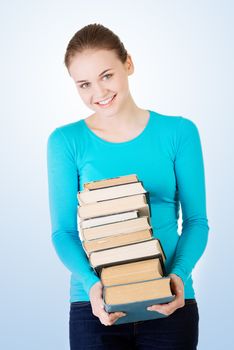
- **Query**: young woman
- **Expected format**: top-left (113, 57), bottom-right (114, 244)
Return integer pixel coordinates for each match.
top-left (47, 23), bottom-right (209, 350)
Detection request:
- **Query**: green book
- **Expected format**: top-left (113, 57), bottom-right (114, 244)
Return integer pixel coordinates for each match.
top-left (103, 277), bottom-right (175, 325)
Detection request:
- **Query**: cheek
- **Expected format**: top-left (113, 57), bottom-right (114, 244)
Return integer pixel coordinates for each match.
top-left (117, 76), bottom-right (129, 92)
top-left (110, 79), bottom-right (128, 96)
top-left (77, 90), bottom-right (90, 103)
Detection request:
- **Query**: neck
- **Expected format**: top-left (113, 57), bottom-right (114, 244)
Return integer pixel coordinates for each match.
top-left (92, 95), bottom-right (147, 132)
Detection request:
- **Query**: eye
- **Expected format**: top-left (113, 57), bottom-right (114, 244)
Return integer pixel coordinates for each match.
top-left (103, 73), bottom-right (113, 80)
top-left (79, 82), bottom-right (90, 89)
top-left (79, 74), bottom-right (113, 89)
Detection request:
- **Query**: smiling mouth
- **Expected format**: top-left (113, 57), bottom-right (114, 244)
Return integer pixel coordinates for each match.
top-left (95, 94), bottom-right (117, 106)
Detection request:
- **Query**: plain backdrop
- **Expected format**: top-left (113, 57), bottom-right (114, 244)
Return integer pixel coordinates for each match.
top-left (1, 1), bottom-right (233, 349)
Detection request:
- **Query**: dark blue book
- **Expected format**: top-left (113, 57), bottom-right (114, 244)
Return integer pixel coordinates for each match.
top-left (103, 277), bottom-right (175, 325)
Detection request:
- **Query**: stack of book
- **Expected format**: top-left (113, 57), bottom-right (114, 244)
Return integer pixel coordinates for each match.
top-left (77, 174), bottom-right (175, 325)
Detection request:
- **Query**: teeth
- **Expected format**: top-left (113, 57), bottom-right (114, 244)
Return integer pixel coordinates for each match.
top-left (98, 95), bottom-right (114, 105)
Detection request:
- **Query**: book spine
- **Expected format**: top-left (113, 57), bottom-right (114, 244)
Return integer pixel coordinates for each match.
top-left (144, 191), bottom-right (152, 217)
top-left (156, 237), bottom-right (167, 261)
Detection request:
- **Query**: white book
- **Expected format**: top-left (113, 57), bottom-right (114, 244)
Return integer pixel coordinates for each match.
top-left (79, 210), bottom-right (139, 229)
top-left (78, 182), bottom-right (146, 204)
top-left (89, 238), bottom-right (165, 268)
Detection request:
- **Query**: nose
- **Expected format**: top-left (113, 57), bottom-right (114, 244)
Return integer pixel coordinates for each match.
top-left (93, 82), bottom-right (109, 100)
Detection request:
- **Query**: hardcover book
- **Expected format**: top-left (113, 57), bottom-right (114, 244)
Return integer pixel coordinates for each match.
top-left (100, 257), bottom-right (164, 286)
top-left (79, 210), bottom-right (139, 230)
top-left (80, 215), bottom-right (150, 240)
top-left (82, 228), bottom-right (153, 255)
top-left (78, 193), bottom-right (150, 219)
top-left (77, 174), bottom-right (173, 325)
top-left (103, 277), bottom-right (175, 325)
top-left (83, 174), bottom-right (139, 190)
top-left (78, 181), bottom-right (146, 204)
top-left (89, 238), bottom-right (166, 275)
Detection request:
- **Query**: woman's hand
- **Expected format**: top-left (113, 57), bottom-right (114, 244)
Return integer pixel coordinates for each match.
top-left (89, 281), bottom-right (126, 326)
top-left (147, 273), bottom-right (185, 316)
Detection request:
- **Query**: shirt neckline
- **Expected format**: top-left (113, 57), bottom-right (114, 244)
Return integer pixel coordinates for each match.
top-left (81, 109), bottom-right (152, 146)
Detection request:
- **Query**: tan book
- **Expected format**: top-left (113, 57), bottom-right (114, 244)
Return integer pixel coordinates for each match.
top-left (82, 229), bottom-right (152, 255)
top-left (101, 257), bottom-right (164, 286)
top-left (78, 193), bottom-right (149, 219)
top-left (89, 238), bottom-right (166, 273)
top-left (84, 174), bottom-right (139, 190)
top-left (80, 216), bottom-right (151, 240)
top-left (104, 277), bottom-right (173, 304)
top-left (78, 181), bottom-right (146, 205)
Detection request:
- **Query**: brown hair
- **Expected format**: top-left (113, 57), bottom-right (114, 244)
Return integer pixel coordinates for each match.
top-left (64, 23), bottom-right (128, 71)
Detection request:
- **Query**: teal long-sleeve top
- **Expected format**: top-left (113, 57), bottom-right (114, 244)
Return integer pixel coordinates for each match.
top-left (47, 109), bottom-right (209, 302)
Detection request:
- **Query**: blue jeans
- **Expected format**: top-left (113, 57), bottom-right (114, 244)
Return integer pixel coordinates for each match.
top-left (69, 298), bottom-right (199, 349)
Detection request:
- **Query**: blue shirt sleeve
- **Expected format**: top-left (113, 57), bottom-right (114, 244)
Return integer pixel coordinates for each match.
top-left (170, 117), bottom-right (210, 285)
top-left (46, 128), bottom-right (100, 296)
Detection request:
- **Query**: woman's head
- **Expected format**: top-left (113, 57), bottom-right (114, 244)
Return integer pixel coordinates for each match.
top-left (64, 23), bottom-right (128, 71)
top-left (64, 23), bottom-right (135, 116)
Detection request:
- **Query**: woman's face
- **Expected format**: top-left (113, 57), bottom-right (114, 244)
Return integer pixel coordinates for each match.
top-left (68, 48), bottom-right (134, 116)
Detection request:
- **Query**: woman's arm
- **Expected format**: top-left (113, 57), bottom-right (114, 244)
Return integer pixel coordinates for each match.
top-left (46, 127), bottom-right (100, 296)
top-left (170, 117), bottom-right (210, 285)
top-left (147, 117), bottom-right (210, 316)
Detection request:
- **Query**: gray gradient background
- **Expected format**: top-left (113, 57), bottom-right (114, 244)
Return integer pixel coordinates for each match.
top-left (1, 1), bottom-right (233, 349)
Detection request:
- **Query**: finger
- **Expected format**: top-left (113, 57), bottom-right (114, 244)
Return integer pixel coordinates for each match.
top-left (147, 298), bottom-right (184, 315)
top-left (147, 298), bottom-right (177, 311)
top-left (97, 306), bottom-right (113, 325)
top-left (100, 311), bottom-right (126, 326)
top-left (108, 312), bottom-right (126, 323)
top-left (148, 304), bottom-right (173, 315)
top-left (147, 304), bottom-right (170, 315)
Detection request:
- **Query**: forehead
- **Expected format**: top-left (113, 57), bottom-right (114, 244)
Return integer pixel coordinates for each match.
top-left (69, 49), bottom-right (122, 79)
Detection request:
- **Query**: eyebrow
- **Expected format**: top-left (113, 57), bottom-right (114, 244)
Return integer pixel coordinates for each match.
top-left (76, 69), bottom-right (113, 83)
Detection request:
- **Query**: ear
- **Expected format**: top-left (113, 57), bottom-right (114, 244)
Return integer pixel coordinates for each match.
top-left (125, 54), bottom-right (134, 75)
